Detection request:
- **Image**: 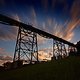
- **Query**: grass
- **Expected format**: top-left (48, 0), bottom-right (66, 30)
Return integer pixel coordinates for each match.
top-left (0, 56), bottom-right (80, 80)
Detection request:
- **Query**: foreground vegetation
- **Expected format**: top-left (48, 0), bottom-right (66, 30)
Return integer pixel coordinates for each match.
top-left (0, 56), bottom-right (80, 80)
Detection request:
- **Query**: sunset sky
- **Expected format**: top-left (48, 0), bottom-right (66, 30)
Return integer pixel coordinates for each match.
top-left (0, 0), bottom-right (80, 65)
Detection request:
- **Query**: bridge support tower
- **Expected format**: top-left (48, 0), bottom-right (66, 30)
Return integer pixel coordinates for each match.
top-left (13, 27), bottom-right (38, 63)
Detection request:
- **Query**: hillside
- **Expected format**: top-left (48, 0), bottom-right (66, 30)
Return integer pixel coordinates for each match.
top-left (0, 56), bottom-right (80, 80)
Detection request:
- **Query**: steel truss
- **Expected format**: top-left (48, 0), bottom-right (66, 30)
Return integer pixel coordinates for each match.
top-left (13, 27), bottom-right (38, 63)
top-left (0, 14), bottom-right (77, 65)
top-left (52, 40), bottom-right (75, 59)
top-left (14, 27), bottom-right (76, 62)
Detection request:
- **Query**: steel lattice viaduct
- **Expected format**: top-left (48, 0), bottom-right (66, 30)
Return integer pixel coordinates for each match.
top-left (0, 14), bottom-right (77, 64)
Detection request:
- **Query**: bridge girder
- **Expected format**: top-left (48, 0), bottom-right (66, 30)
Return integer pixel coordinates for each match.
top-left (0, 14), bottom-right (76, 47)
top-left (0, 14), bottom-right (77, 62)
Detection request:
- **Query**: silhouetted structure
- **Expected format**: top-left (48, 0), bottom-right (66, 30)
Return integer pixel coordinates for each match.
top-left (0, 66), bottom-right (4, 71)
top-left (3, 62), bottom-right (12, 69)
top-left (76, 41), bottom-right (80, 55)
top-left (3, 60), bottom-right (23, 69)
top-left (0, 14), bottom-right (77, 64)
top-left (14, 27), bottom-right (38, 63)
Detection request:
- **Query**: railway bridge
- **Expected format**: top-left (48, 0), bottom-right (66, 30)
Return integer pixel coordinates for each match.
top-left (0, 14), bottom-right (77, 64)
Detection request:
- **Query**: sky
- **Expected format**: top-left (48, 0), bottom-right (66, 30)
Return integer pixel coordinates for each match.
top-left (0, 0), bottom-right (80, 65)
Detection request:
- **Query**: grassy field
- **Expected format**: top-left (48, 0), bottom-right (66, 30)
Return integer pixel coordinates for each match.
top-left (0, 56), bottom-right (80, 80)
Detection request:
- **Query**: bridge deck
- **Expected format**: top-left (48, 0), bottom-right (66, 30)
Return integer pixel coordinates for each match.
top-left (0, 14), bottom-right (76, 47)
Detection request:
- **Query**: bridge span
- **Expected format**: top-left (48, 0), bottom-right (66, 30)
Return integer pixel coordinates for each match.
top-left (0, 14), bottom-right (76, 63)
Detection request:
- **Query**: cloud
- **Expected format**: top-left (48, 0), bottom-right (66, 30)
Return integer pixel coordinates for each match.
top-left (12, 14), bottom-right (20, 21)
top-left (28, 7), bottom-right (38, 27)
top-left (52, 20), bottom-right (78, 41)
top-left (62, 0), bottom-right (80, 41)
top-left (42, 14), bottom-right (79, 42)
top-left (51, 19), bottom-right (64, 38)
top-left (70, 0), bottom-right (80, 20)
top-left (0, 56), bottom-right (12, 66)
top-left (0, 47), bottom-right (12, 66)
top-left (0, 25), bottom-right (17, 41)
top-left (0, 55), bottom-right (12, 60)
top-left (0, 48), bottom-right (7, 55)
top-left (0, 48), bottom-right (5, 52)
top-left (63, 19), bottom-right (80, 41)
top-left (39, 17), bottom-right (65, 40)
top-left (38, 48), bottom-right (52, 61)
top-left (0, 60), bottom-right (6, 66)
top-left (37, 35), bottom-right (47, 45)
top-left (38, 0), bottom-right (79, 42)
top-left (40, 0), bottom-right (79, 42)
top-left (0, 47), bottom-right (12, 56)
